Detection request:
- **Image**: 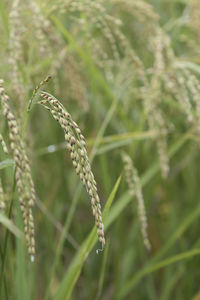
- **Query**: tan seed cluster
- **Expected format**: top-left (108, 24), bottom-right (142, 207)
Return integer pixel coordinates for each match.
top-left (179, 68), bottom-right (200, 131)
top-left (0, 79), bottom-right (36, 260)
top-left (122, 153), bottom-right (151, 251)
top-left (189, 1), bottom-right (200, 39)
top-left (112, 0), bottom-right (159, 22)
top-left (164, 65), bottom-right (200, 132)
top-left (63, 55), bottom-right (88, 111)
top-left (9, 0), bottom-right (24, 103)
top-left (28, 1), bottom-right (50, 55)
top-left (39, 92), bottom-right (105, 249)
top-left (28, 75), bottom-right (52, 111)
top-left (0, 134), bottom-right (8, 155)
top-left (66, 0), bottom-right (121, 74)
top-left (0, 178), bottom-right (6, 211)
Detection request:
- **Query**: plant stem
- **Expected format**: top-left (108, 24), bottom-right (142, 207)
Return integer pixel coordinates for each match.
top-left (0, 167), bottom-right (16, 297)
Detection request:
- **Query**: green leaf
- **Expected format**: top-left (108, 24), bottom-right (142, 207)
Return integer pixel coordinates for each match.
top-left (53, 132), bottom-right (190, 300)
top-left (54, 176), bottom-right (121, 300)
top-left (0, 0), bottom-right (9, 37)
top-left (0, 213), bottom-right (23, 238)
top-left (50, 15), bottom-right (115, 103)
top-left (116, 202), bottom-right (200, 298)
top-left (0, 159), bottom-right (14, 170)
top-left (177, 61), bottom-right (200, 74)
top-left (16, 200), bottom-right (29, 300)
top-left (118, 248), bottom-right (200, 299)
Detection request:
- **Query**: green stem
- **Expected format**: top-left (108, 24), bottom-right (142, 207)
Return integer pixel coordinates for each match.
top-left (0, 244), bottom-right (8, 300)
top-left (22, 99), bottom-right (31, 141)
top-left (0, 168), bottom-right (16, 297)
top-left (44, 184), bottom-right (81, 300)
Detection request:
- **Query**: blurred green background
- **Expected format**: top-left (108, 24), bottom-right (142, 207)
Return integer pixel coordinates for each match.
top-left (1, 0), bottom-right (200, 299)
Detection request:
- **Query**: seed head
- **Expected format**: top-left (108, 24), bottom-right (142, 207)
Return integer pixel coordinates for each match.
top-left (40, 91), bottom-right (105, 249)
top-left (0, 79), bottom-right (36, 259)
top-left (122, 152), bottom-right (151, 251)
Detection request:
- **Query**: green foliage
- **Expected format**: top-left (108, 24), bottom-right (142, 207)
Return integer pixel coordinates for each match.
top-left (1, 0), bottom-right (200, 299)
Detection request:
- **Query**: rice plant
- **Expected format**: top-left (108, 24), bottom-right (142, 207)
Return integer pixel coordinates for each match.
top-left (1, 0), bottom-right (200, 299)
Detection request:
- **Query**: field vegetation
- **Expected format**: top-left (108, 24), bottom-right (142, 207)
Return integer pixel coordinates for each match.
top-left (0, 0), bottom-right (200, 299)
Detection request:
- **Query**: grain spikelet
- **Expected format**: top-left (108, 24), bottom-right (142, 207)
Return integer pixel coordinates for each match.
top-left (0, 79), bottom-right (36, 260)
top-left (0, 134), bottom-right (8, 155)
top-left (39, 91), bottom-right (105, 249)
top-left (122, 152), bottom-right (151, 251)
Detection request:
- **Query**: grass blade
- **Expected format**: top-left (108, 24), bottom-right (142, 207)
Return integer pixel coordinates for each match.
top-left (118, 248), bottom-right (200, 299)
top-left (96, 238), bottom-right (110, 300)
top-left (0, 213), bottom-right (23, 238)
top-left (0, 159), bottom-right (14, 170)
top-left (116, 202), bottom-right (200, 298)
top-left (54, 175), bottom-right (121, 300)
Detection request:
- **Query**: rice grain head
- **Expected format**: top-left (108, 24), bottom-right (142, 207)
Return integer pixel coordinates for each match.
top-left (122, 152), bottom-right (151, 251)
top-left (0, 79), bottom-right (36, 259)
top-left (39, 91), bottom-right (105, 249)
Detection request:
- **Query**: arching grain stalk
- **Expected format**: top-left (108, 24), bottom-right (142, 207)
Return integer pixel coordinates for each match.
top-left (0, 79), bottom-right (36, 260)
top-left (39, 91), bottom-right (105, 250)
top-left (122, 152), bottom-right (151, 251)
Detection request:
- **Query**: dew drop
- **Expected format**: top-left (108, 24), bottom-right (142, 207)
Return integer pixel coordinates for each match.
top-left (47, 145), bottom-right (56, 153)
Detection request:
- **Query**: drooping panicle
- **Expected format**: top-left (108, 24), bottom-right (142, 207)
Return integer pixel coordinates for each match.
top-left (122, 152), bottom-right (151, 251)
top-left (39, 91), bottom-right (105, 249)
top-left (0, 79), bottom-right (36, 259)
